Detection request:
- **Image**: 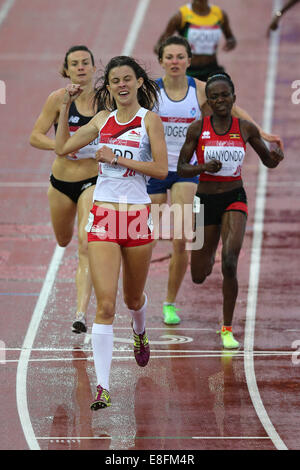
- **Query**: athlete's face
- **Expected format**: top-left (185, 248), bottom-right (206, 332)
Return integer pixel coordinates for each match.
top-left (206, 81), bottom-right (236, 116)
top-left (107, 65), bottom-right (143, 105)
top-left (160, 44), bottom-right (191, 77)
top-left (65, 50), bottom-right (95, 85)
top-left (192, 0), bottom-right (209, 9)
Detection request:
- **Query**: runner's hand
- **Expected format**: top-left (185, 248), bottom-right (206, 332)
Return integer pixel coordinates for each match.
top-left (260, 130), bottom-right (284, 151)
top-left (204, 159), bottom-right (222, 173)
top-left (96, 146), bottom-right (115, 163)
top-left (269, 147), bottom-right (284, 167)
top-left (63, 84), bottom-right (83, 104)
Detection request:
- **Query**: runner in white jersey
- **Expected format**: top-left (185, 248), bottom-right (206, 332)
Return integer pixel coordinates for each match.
top-left (54, 56), bottom-right (168, 411)
top-left (155, 75), bottom-right (200, 171)
top-left (93, 107), bottom-right (152, 204)
top-left (148, 36), bottom-right (284, 326)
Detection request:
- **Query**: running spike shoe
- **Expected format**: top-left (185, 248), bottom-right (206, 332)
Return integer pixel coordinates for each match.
top-left (90, 385), bottom-right (111, 410)
top-left (132, 327), bottom-right (150, 367)
top-left (72, 312), bottom-right (87, 334)
top-left (163, 304), bottom-right (181, 325)
top-left (220, 329), bottom-right (240, 349)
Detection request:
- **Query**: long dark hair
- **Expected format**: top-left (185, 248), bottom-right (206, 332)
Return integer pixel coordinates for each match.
top-left (94, 56), bottom-right (159, 111)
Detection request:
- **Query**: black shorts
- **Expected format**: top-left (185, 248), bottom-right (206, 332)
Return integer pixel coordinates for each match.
top-left (186, 61), bottom-right (225, 82)
top-left (195, 186), bottom-right (248, 226)
top-left (50, 174), bottom-right (97, 204)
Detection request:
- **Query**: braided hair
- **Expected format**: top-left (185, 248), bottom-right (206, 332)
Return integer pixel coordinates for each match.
top-left (205, 72), bottom-right (235, 97)
top-left (94, 56), bottom-right (159, 111)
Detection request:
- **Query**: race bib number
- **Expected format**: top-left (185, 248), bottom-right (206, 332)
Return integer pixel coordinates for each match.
top-left (187, 27), bottom-right (222, 55)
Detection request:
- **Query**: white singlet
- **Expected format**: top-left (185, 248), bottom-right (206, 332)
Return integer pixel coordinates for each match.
top-left (155, 76), bottom-right (201, 171)
top-left (93, 107), bottom-right (152, 204)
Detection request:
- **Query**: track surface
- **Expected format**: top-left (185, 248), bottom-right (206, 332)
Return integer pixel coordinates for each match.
top-left (0, 0), bottom-right (300, 451)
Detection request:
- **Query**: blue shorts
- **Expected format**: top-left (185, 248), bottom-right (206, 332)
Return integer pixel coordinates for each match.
top-left (147, 171), bottom-right (198, 195)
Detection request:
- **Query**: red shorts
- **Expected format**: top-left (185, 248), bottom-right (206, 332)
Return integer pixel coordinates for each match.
top-left (86, 204), bottom-right (154, 247)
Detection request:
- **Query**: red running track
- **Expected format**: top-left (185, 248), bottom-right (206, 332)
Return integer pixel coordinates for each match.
top-left (0, 0), bottom-right (300, 452)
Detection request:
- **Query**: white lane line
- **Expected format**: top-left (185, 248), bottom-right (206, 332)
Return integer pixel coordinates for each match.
top-left (244, 0), bottom-right (288, 451)
top-left (122, 0), bottom-right (151, 55)
top-left (0, 0), bottom-right (15, 27)
top-left (2, 347), bottom-right (295, 356)
top-left (35, 436), bottom-right (270, 441)
top-left (16, 245), bottom-right (65, 450)
top-left (15, 0), bottom-right (151, 451)
top-left (8, 349), bottom-right (295, 364)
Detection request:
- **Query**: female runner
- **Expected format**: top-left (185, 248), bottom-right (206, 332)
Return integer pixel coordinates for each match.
top-left (177, 72), bottom-right (284, 348)
top-left (30, 45), bottom-right (99, 334)
top-left (154, 0), bottom-right (236, 81)
top-left (55, 56), bottom-right (168, 409)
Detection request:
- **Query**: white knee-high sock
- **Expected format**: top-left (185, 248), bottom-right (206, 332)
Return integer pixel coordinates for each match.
top-left (91, 323), bottom-right (113, 391)
top-left (129, 293), bottom-right (147, 335)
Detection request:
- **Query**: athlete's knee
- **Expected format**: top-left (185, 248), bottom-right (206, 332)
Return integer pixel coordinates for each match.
top-left (172, 238), bottom-right (187, 254)
top-left (124, 294), bottom-right (145, 311)
top-left (78, 232), bottom-right (89, 256)
top-left (95, 299), bottom-right (115, 323)
top-left (191, 263), bottom-right (213, 284)
top-left (191, 269), bottom-right (211, 284)
top-left (56, 235), bottom-right (72, 247)
top-left (222, 253), bottom-right (238, 278)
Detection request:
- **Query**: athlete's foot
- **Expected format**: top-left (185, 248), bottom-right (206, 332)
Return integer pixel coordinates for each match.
top-left (163, 304), bottom-right (181, 325)
top-left (72, 312), bottom-right (87, 334)
top-left (90, 385), bottom-right (111, 410)
top-left (220, 328), bottom-right (240, 349)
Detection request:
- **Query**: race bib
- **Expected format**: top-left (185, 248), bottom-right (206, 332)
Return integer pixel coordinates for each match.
top-left (204, 145), bottom-right (245, 177)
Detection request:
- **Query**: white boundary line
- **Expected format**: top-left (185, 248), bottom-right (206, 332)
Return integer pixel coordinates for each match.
top-left (243, 0), bottom-right (288, 451)
top-left (35, 436), bottom-right (271, 441)
top-left (0, 0), bottom-right (15, 27)
top-left (16, 246), bottom-right (65, 450)
top-left (15, 0), bottom-right (151, 451)
top-left (122, 0), bottom-right (151, 56)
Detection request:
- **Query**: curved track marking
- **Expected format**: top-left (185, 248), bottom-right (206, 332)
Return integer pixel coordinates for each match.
top-left (244, 0), bottom-right (288, 451)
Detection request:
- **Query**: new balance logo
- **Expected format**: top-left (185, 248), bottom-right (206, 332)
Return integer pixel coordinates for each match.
top-left (81, 182), bottom-right (92, 191)
top-left (69, 116), bottom-right (80, 123)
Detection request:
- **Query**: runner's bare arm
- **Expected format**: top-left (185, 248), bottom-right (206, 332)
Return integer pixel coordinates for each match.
top-left (220, 10), bottom-right (237, 51)
top-left (232, 104), bottom-right (284, 150)
top-left (55, 104), bottom-right (99, 156)
top-left (29, 90), bottom-right (64, 150)
top-left (96, 112), bottom-right (168, 180)
top-left (154, 12), bottom-right (182, 54)
top-left (241, 120), bottom-right (284, 168)
top-left (177, 121), bottom-right (221, 177)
